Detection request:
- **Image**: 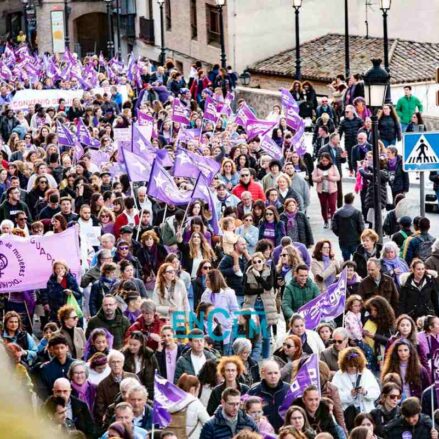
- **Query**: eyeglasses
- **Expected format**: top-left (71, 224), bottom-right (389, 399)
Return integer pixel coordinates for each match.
top-left (244, 218), bottom-right (253, 222)
top-left (265, 212), bottom-right (274, 216)
top-left (333, 339), bottom-right (345, 344)
top-left (18, 217), bottom-right (27, 221)
top-left (69, 315), bottom-right (79, 320)
top-left (119, 246), bottom-right (129, 250)
top-left (281, 254), bottom-right (288, 257)
top-left (202, 266), bottom-right (212, 270)
top-left (388, 394), bottom-right (401, 400)
top-left (253, 260), bottom-right (263, 264)
top-left (283, 343), bottom-right (294, 348)
top-left (165, 269), bottom-right (175, 274)
top-left (241, 174), bottom-right (250, 177)
top-left (39, 181), bottom-right (48, 184)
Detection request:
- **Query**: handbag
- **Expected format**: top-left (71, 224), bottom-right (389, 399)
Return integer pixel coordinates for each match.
top-left (66, 293), bottom-right (83, 319)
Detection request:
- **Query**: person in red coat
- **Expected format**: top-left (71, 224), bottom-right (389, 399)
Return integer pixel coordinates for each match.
top-left (113, 196), bottom-right (139, 239)
top-left (232, 168), bottom-right (266, 202)
top-left (124, 299), bottom-right (166, 350)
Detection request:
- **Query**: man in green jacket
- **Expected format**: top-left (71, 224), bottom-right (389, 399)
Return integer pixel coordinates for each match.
top-left (395, 85), bottom-right (423, 132)
top-left (281, 264), bottom-right (320, 322)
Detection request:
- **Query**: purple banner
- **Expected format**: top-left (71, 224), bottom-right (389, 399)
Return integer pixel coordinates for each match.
top-left (298, 269), bottom-right (347, 329)
top-left (260, 134), bottom-right (283, 160)
top-left (0, 228), bottom-right (81, 293)
top-left (280, 88), bottom-right (300, 113)
top-left (279, 354), bottom-right (320, 418)
top-left (203, 96), bottom-right (221, 124)
top-left (235, 103), bottom-right (255, 129)
top-left (174, 147), bottom-right (220, 183)
top-left (246, 118), bottom-right (276, 141)
top-left (121, 147), bottom-right (152, 183)
top-left (172, 98), bottom-right (190, 125)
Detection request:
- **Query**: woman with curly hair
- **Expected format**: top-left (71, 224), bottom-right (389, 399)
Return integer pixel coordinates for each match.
top-left (363, 296), bottom-right (395, 370)
top-left (206, 355), bottom-right (249, 415)
top-left (381, 338), bottom-right (431, 399)
top-left (219, 158), bottom-right (240, 190)
top-left (311, 240), bottom-right (340, 292)
top-left (177, 230), bottom-right (216, 277)
top-left (136, 229), bottom-right (168, 291)
top-left (153, 262), bottom-right (189, 319)
top-left (331, 347), bottom-right (380, 429)
top-left (57, 304), bottom-right (86, 359)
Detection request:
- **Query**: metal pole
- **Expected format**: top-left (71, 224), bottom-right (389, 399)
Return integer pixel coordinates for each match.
top-left (294, 7), bottom-right (301, 80)
top-left (116, 0), bottom-right (121, 60)
top-left (219, 5), bottom-right (227, 69)
top-left (344, 0), bottom-right (350, 80)
top-left (382, 10), bottom-right (392, 104)
top-left (64, 0), bottom-right (70, 50)
top-left (159, 3), bottom-right (166, 65)
top-left (23, 4), bottom-right (29, 45)
top-left (420, 172), bottom-right (426, 217)
top-left (106, 2), bottom-right (114, 58)
top-left (372, 113), bottom-right (383, 241)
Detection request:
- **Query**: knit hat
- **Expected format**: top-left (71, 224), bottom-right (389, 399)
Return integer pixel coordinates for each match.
top-left (399, 216), bottom-right (412, 227)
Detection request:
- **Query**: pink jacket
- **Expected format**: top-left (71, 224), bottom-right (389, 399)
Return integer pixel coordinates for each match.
top-left (312, 165), bottom-right (340, 194)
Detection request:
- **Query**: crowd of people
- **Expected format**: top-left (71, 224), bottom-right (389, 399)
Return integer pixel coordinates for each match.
top-left (0, 41), bottom-right (436, 439)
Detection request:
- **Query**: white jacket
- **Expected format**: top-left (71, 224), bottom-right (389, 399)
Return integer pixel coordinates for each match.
top-left (304, 329), bottom-right (326, 355)
top-left (153, 278), bottom-right (190, 319)
top-left (168, 395), bottom-right (210, 439)
top-left (331, 368), bottom-right (380, 413)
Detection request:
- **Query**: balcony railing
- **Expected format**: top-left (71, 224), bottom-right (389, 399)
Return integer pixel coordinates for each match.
top-left (139, 17), bottom-right (154, 45)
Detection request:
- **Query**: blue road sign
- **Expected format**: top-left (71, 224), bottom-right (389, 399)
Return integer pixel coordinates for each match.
top-left (403, 132), bottom-right (439, 172)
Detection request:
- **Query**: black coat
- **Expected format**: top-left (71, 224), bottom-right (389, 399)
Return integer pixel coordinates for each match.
top-left (70, 396), bottom-right (96, 439)
top-left (207, 381), bottom-right (250, 415)
top-left (353, 243), bottom-right (382, 279)
top-left (154, 344), bottom-right (185, 381)
top-left (331, 204), bottom-right (365, 246)
top-left (378, 115), bottom-right (402, 142)
top-left (338, 116), bottom-right (364, 148)
top-left (384, 414), bottom-right (433, 439)
top-left (280, 211), bottom-right (314, 248)
top-left (429, 171), bottom-right (439, 191)
top-left (361, 167), bottom-right (389, 209)
top-left (399, 273), bottom-right (439, 319)
top-left (318, 144), bottom-right (347, 175)
top-left (89, 278), bottom-right (114, 317)
top-left (387, 156), bottom-right (409, 194)
top-left (370, 405), bottom-right (400, 438)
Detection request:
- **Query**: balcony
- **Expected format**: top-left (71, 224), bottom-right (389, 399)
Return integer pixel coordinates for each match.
top-left (139, 17), bottom-right (155, 45)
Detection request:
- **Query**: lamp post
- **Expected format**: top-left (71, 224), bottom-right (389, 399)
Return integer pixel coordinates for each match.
top-left (104, 0), bottom-right (114, 58)
top-left (21, 0), bottom-right (28, 45)
top-left (64, 0), bottom-right (70, 50)
top-left (379, 0), bottom-right (392, 103)
top-left (216, 0), bottom-right (227, 69)
top-left (157, 0), bottom-right (166, 66)
top-left (344, 0), bottom-right (350, 80)
top-left (239, 69), bottom-right (251, 87)
top-left (293, 0), bottom-right (302, 80)
top-left (116, 0), bottom-right (121, 59)
top-left (363, 59), bottom-right (390, 242)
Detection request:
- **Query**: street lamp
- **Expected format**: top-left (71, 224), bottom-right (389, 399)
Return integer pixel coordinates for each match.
top-left (157, 0), bottom-right (166, 66)
top-left (21, 0), bottom-right (28, 46)
top-left (363, 59), bottom-right (390, 241)
top-left (116, 0), bottom-right (121, 59)
top-left (64, 0), bottom-right (70, 50)
top-left (239, 69), bottom-right (251, 87)
top-left (104, 0), bottom-right (114, 58)
top-left (293, 0), bottom-right (302, 80)
top-left (215, 0), bottom-right (227, 69)
top-left (379, 0), bottom-right (392, 103)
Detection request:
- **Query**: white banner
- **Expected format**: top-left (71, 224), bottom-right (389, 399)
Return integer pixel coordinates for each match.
top-left (10, 89), bottom-right (84, 111)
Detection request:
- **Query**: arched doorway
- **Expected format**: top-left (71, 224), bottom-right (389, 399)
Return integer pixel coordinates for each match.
top-left (74, 13), bottom-right (107, 56)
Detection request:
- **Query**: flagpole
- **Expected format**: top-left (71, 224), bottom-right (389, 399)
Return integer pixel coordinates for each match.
top-left (162, 204), bottom-right (168, 223)
top-left (135, 208), bottom-right (144, 242)
top-left (131, 121), bottom-right (134, 152)
top-left (432, 387), bottom-right (435, 430)
top-left (181, 172), bottom-right (202, 227)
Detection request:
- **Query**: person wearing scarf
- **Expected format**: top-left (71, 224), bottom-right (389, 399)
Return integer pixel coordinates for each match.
top-left (311, 240), bottom-right (340, 292)
top-left (68, 360), bottom-right (97, 413)
top-left (381, 241), bottom-right (409, 288)
top-left (89, 262), bottom-right (118, 316)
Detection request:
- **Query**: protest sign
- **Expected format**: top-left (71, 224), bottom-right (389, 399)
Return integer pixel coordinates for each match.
top-left (10, 89), bottom-right (83, 111)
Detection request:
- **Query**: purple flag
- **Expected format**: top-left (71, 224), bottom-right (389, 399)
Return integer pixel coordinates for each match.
top-left (192, 173), bottom-right (220, 234)
top-left (295, 137), bottom-right (307, 157)
top-left (137, 110), bottom-right (154, 126)
top-left (285, 105), bottom-right (303, 131)
top-left (147, 162), bottom-right (192, 206)
top-left (298, 269), bottom-right (348, 330)
top-left (172, 98), bottom-right (190, 125)
top-left (246, 118), bottom-right (276, 141)
top-left (56, 122), bottom-right (76, 147)
top-left (87, 150), bottom-right (110, 168)
top-left (132, 123), bottom-right (153, 155)
top-left (121, 147), bottom-right (152, 183)
top-left (279, 354), bottom-right (320, 418)
top-left (203, 96), bottom-right (221, 124)
top-left (280, 88), bottom-right (300, 113)
top-left (235, 103), bottom-right (255, 129)
top-left (174, 147), bottom-right (220, 183)
top-left (260, 134), bottom-right (283, 160)
top-left (152, 400), bottom-right (171, 428)
top-left (77, 118), bottom-right (100, 147)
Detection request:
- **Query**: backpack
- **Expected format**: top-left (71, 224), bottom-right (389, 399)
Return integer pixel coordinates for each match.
top-left (399, 231), bottom-right (409, 258)
top-left (417, 236), bottom-right (434, 261)
top-left (167, 400), bottom-right (197, 439)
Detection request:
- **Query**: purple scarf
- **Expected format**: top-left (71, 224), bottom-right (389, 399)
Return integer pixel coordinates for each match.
top-left (387, 157), bottom-right (398, 171)
top-left (286, 211), bottom-right (297, 230)
top-left (71, 381), bottom-right (96, 412)
top-left (322, 255), bottom-right (336, 287)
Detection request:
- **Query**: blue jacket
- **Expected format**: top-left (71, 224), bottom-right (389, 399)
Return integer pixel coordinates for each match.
top-left (258, 220), bottom-right (286, 247)
top-left (37, 356), bottom-right (75, 400)
top-left (200, 407), bottom-right (258, 439)
top-left (247, 379), bottom-right (290, 432)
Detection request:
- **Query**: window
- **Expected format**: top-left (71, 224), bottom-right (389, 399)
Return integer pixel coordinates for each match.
top-left (165, 0), bottom-right (171, 30)
top-left (190, 0), bottom-right (197, 39)
top-left (206, 3), bottom-right (220, 46)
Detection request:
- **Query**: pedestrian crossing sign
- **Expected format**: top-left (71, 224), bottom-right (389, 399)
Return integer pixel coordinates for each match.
top-left (403, 132), bottom-right (439, 171)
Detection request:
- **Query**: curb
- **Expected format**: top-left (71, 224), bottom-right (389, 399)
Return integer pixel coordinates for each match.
top-left (342, 177), bottom-right (421, 189)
